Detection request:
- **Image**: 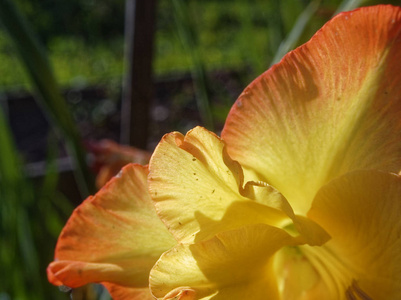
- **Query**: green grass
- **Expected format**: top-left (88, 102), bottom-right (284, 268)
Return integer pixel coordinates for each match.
top-left (0, 33), bottom-right (124, 91)
top-left (0, 0), bottom-right (396, 91)
top-left (0, 0), bottom-right (331, 90)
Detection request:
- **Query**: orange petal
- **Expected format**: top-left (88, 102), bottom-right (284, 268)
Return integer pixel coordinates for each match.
top-left (87, 139), bottom-right (151, 188)
top-left (308, 170), bottom-right (401, 299)
top-left (102, 283), bottom-right (155, 300)
top-left (222, 5), bottom-right (401, 215)
top-left (47, 164), bottom-right (175, 289)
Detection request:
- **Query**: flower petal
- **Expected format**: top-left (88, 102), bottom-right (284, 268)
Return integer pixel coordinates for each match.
top-left (243, 181), bottom-right (330, 246)
top-left (222, 5), bottom-right (401, 214)
top-left (149, 126), bottom-right (294, 243)
top-left (87, 139), bottom-right (151, 188)
top-left (149, 224), bottom-right (300, 299)
top-left (47, 164), bottom-right (175, 289)
top-left (102, 283), bottom-right (155, 300)
top-left (308, 170), bottom-right (401, 299)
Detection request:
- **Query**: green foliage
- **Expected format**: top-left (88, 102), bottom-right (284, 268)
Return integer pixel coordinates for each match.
top-left (0, 0), bottom-right (95, 197)
top-left (0, 0), bottom-right (398, 90)
top-left (13, 0), bottom-right (124, 43)
top-left (49, 37), bottom-right (124, 88)
top-left (172, 0), bottom-right (214, 130)
top-left (0, 109), bottom-right (72, 299)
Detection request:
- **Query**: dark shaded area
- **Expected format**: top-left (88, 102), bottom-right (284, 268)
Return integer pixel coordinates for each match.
top-left (120, 0), bottom-right (157, 148)
top-left (2, 69), bottom-right (246, 165)
top-left (14, 0), bottom-right (125, 44)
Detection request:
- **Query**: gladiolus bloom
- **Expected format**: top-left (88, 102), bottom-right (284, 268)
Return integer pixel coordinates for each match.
top-left (87, 139), bottom-right (151, 188)
top-left (48, 5), bottom-right (401, 300)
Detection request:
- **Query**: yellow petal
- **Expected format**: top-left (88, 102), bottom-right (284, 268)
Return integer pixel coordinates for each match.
top-left (149, 224), bottom-right (300, 300)
top-left (47, 164), bottom-right (175, 289)
top-left (308, 170), bottom-right (401, 299)
top-left (149, 126), bottom-right (291, 243)
top-left (222, 5), bottom-right (401, 215)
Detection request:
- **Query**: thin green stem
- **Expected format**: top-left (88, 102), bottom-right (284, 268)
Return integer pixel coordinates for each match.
top-left (172, 0), bottom-right (214, 131)
top-left (270, 0), bottom-right (321, 66)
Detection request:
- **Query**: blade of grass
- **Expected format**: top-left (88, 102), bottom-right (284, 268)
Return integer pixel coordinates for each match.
top-left (267, 0), bottom-right (285, 62)
top-left (334, 0), bottom-right (366, 15)
top-left (0, 105), bottom-right (70, 300)
top-left (0, 107), bottom-right (20, 297)
top-left (0, 0), bottom-right (95, 197)
top-left (270, 0), bottom-right (321, 66)
top-left (0, 108), bottom-right (42, 299)
top-left (172, 0), bottom-right (214, 131)
top-left (39, 134), bottom-right (74, 237)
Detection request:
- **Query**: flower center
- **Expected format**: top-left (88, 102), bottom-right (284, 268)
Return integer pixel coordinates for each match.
top-left (273, 243), bottom-right (361, 299)
top-left (345, 281), bottom-right (373, 300)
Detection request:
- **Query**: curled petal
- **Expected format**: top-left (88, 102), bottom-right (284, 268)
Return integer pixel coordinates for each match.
top-left (222, 5), bottom-right (401, 215)
top-left (47, 164), bottom-right (175, 292)
top-left (149, 127), bottom-right (276, 242)
top-left (149, 126), bottom-right (329, 246)
top-left (243, 181), bottom-right (330, 246)
top-left (149, 127), bottom-right (302, 244)
top-left (162, 287), bottom-right (197, 300)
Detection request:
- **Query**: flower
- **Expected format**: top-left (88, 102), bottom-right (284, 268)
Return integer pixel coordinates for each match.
top-left (86, 139), bottom-right (151, 188)
top-left (48, 5), bottom-right (401, 300)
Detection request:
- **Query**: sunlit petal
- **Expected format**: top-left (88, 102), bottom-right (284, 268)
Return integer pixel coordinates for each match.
top-left (308, 170), bottom-right (401, 299)
top-left (47, 164), bottom-right (175, 289)
top-left (148, 127), bottom-right (292, 243)
top-left (222, 5), bottom-right (401, 214)
top-left (149, 224), bottom-right (301, 300)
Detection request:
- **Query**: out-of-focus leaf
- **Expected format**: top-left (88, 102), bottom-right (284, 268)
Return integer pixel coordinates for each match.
top-left (172, 0), bottom-right (214, 131)
top-left (334, 0), bottom-right (366, 15)
top-left (0, 108), bottom-right (42, 299)
top-left (0, 107), bottom-right (20, 183)
top-left (270, 0), bottom-right (321, 66)
top-left (38, 135), bottom-right (74, 237)
top-left (0, 0), bottom-right (95, 197)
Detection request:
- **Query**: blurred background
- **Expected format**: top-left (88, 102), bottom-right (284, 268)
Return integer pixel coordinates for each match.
top-left (0, 0), bottom-right (397, 299)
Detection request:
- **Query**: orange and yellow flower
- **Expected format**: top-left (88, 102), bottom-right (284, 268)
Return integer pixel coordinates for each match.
top-left (48, 5), bottom-right (401, 300)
